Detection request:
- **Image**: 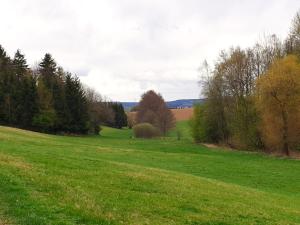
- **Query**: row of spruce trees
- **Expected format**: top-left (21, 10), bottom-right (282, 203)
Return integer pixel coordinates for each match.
top-left (0, 45), bottom-right (127, 134)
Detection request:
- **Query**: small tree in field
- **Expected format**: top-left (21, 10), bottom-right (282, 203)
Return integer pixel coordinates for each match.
top-left (136, 90), bottom-right (175, 136)
top-left (156, 104), bottom-right (176, 136)
top-left (256, 55), bottom-right (300, 156)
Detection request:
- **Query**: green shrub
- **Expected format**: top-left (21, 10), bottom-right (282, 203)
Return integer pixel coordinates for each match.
top-left (133, 123), bottom-right (160, 138)
top-left (89, 124), bottom-right (102, 135)
top-left (32, 110), bottom-right (56, 132)
top-left (190, 104), bottom-right (207, 143)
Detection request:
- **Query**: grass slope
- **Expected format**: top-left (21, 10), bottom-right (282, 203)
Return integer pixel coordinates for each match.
top-left (0, 122), bottom-right (299, 225)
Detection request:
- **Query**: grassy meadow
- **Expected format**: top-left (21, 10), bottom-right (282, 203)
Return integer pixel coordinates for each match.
top-left (0, 121), bottom-right (299, 225)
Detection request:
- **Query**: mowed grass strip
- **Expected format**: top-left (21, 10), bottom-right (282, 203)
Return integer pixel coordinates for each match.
top-left (0, 124), bottom-right (299, 224)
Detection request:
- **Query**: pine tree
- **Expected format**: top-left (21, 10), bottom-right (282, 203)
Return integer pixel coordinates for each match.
top-left (65, 73), bottom-right (89, 133)
top-left (39, 53), bottom-right (57, 90)
top-left (0, 45), bottom-right (17, 125)
top-left (38, 54), bottom-right (67, 132)
top-left (13, 50), bottom-right (28, 77)
top-left (21, 73), bottom-right (39, 128)
top-left (52, 67), bottom-right (68, 131)
top-left (0, 45), bottom-right (10, 123)
top-left (33, 78), bottom-right (56, 132)
top-left (13, 50), bottom-right (31, 127)
top-left (112, 103), bottom-right (127, 129)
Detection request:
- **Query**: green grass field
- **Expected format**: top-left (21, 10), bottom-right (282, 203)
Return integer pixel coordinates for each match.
top-left (0, 121), bottom-right (299, 225)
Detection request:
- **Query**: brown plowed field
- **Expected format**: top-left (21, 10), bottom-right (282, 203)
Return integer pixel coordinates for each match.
top-left (128, 108), bottom-right (193, 122)
top-left (170, 108), bottom-right (193, 121)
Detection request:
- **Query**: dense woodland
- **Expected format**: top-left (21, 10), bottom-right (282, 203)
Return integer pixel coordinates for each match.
top-left (0, 49), bottom-right (127, 134)
top-left (192, 11), bottom-right (300, 155)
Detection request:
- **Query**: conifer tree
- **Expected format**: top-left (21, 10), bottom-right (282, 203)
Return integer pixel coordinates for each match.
top-left (39, 53), bottom-right (57, 90)
top-left (0, 45), bottom-right (10, 123)
top-left (65, 73), bottom-right (89, 133)
top-left (112, 103), bottom-right (127, 129)
top-left (21, 74), bottom-right (39, 127)
top-left (52, 67), bottom-right (68, 131)
top-left (13, 50), bottom-right (32, 126)
top-left (0, 45), bottom-right (17, 124)
top-left (38, 54), bottom-right (66, 132)
top-left (13, 50), bottom-right (28, 77)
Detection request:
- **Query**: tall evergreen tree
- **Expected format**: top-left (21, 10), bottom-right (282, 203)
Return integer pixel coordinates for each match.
top-left (39, 53), bottom-right (57, 90)
top-left (52, 67), bottom-right (68, 131)
top-left (21, 74), bottom-right (39, 128)
top-left (13, 50), bottom-right (32, 126)
top-left (112, 103), bottom-right (127, 129)
top-left (38, 54), bottom-right (67, 132)
top-left (33, 79), bottom-right (56, 132)
top-left (0, 45), bottom-right (17, 124)
top-left (0, 45), bottom-right (10, 123)
top-left (65, 73), bottom-right (89, 133)
top-left (13, 50), bottom-right (28, 77)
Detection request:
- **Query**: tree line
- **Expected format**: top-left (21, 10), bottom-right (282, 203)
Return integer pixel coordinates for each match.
top-left (0, 47), bottom-right (127, 134)
top-left (192, 10), bottom-right (300, 155)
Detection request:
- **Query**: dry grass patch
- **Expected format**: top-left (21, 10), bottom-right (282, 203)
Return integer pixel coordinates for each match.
top-left (0, 126), bottom-right (51, 139)
top-left (0, 153), bottom-right (32, 171)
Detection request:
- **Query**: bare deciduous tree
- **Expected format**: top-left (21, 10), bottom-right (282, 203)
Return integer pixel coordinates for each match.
top-left (136, 90), bottom-right (175, 136)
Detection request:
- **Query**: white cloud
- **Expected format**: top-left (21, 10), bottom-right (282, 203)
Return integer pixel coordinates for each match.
top-left (0, 0), bottom-right (299, 101)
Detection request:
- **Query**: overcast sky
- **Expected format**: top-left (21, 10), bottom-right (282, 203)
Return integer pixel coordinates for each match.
top-left (1, 0), bottom-right (299, 101)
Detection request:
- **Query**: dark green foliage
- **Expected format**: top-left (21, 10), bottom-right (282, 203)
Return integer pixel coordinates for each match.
top-left (52, 67), bottom-right (68, 131)
top-left (65, 74), bottom-right (89, 133)
top-left (0, 46), bottom-right (18, 125)
top-left (19, 74), bottom-right (39, 128)
top-left (13, 49), bottom-right (28, 76)
top-left (94, 125), bottom-right (102, 135)
top-left (32, 110), bottom-right (56, 132)
top-left (39, 53), bottom-right (57, 90)
top-left (13, 50), bottom-right (39, 128)
top-left (85, 88), bottom-right (104, 135)
top-left (111, 103), bottom-right (127, 129)
top-left (0, 45), bottom-right (94, 134)
top-left (38, 54), bottom-right (66, 132)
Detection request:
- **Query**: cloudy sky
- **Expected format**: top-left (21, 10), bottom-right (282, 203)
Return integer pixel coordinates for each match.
top-left (1, 0), bottom-right (299, 101)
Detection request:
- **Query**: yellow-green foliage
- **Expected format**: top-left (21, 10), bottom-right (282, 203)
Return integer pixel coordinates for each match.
top-left (133, 123), bottom-right (160, 138)
top-left (256, 55), bottom-right (300, 153)
top-left (190, 104), bottom-right (204, 143)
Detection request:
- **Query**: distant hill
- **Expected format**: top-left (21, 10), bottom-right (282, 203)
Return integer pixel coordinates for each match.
top-left (122, 99), bottom-right (205, 110)
top-left (166, 99), bottom-right (205, 109)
